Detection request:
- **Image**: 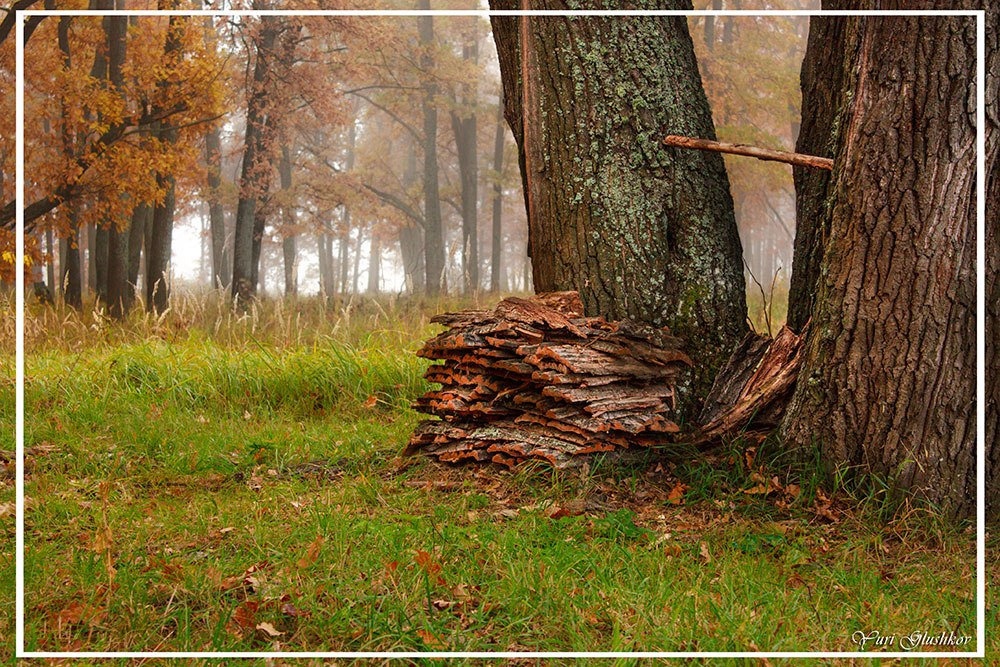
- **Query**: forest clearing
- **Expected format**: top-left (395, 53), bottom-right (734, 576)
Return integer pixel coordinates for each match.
top-left (0, 295), bottom-right (987, 654)
top-left (0, 0), bottom-right (995, 659)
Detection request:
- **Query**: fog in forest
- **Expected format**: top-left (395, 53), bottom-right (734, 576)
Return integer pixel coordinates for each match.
top-left (19, 6), bottom-right (817, 321)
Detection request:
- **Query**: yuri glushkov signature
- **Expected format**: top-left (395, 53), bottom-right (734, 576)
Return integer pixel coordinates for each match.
top-left (851, 630), bottom-right (973, 650)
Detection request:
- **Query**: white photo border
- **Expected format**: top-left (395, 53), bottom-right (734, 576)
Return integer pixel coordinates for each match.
top-left (14, 6), bottom-right (987, 660)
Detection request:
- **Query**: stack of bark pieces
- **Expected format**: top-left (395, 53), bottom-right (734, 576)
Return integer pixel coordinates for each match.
top-left (404, 292), bottom-right (693, 468)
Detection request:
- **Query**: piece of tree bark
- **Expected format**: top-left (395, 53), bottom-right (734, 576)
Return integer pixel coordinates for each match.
top-left (490, 1), bottom-right (747, 410)
top-left (661, 135), bottom-right (832, 170)
top-left (781, 11), bottom-right (977, 519)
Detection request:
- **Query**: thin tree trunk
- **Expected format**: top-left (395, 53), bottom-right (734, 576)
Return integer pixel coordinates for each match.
top-left (104, 10), bottom-right (129, 318)
top-left (126, 202), bottom-right (148, 306)
top-left (86, 223), bottom-right (96, 296)
top-left (489, 102), bottom-right (505, 293)
top-left (338, 226), bottom-right (350, 294)
top-left (279, 144), bottom-right (297, 296)
top-left (352, 225), bottom-right (363, 294)
top-left (57, 15), bottom-right (82, 307)
top-left (232, 17), bottom-right (279, 304)
top-left (782, 11), bottom-right (977, 519)
top-left (146, 12), bottom-right (183, 313)
top-left (45, 227), bottom-right (54, 294)
top-left (317, 229), bottom-right (329, 296)
top-left (490, 2), bottom-right (747, 405)
top-left (367, 233), bottom-right (380, 293)
top-left (451, 16), bottom-right (479, 293)
top-left (205, 126), bottom-right (228, 289)
top-left (418, 1), bottom-right (445, 295)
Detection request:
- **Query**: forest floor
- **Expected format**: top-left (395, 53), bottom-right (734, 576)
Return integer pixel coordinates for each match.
top-left (0, 292), bottom-right (993, 660)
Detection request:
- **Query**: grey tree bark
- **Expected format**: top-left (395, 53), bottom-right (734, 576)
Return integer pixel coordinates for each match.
top-left (490, 1), bottom-right (747, 403)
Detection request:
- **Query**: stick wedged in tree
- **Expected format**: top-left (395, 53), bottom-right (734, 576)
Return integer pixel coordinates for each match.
top-left (663, 135), bottom-right (834, 170)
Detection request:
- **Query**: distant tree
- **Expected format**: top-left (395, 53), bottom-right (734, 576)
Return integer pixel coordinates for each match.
top-left (418, 1), bottom-right (445, 295)
top-left (490, 2), bottom-right (747, 401)
top-left (450, 16), bottom-right (479, 293)
top-left (488, 102), bottom-right (505, 293)
top-left (782, 11), bottom-right (978, 518)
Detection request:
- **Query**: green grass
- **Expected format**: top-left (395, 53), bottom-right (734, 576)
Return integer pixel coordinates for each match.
top-left (0, 292), bottom-right (990, 660)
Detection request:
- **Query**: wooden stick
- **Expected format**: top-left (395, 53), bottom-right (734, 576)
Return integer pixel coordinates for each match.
top-left (663, 135), bottom-right (834, 171)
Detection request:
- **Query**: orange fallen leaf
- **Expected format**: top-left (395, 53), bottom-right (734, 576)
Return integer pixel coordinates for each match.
top-left (416, 628), bottom-right (446, 649)
top-left (364, 395), bottom-right (378, 408)
top-left (667, 482), bottom-right (688, 504)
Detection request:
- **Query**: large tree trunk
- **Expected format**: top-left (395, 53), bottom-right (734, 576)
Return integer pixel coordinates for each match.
top-left (451, 16), bottom-right (479, 293)
top-left (782, 12), bottom-right (977, 519)
top-left (418, 2), bottom-right (445, 295)
top-left (104, 12), bottom-right (129, 319)
top-left (146, 14), bottom-right (183, 313)
top-left (489, 102), bottom-right (505, 293)
top-left (490, 2), bottom-right (747, 403)
top-left (232, 17), bottom-right (279, 304)
top-left (205, 126), bottom-right (228, 289)
top-left (786, 10), bottom-right (860, 333)
top-left (984, 6), bottom-right (999, 519)
top-left (279, 144), bottom-right (297, 296)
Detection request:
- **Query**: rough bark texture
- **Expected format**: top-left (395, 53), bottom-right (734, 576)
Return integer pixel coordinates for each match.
top-left (406, 292), bottom-right (693, 468)
top-left (985, 2), bottom-right (999, 519)
top-left (787, 4), bottom-right (861, 333)
top-left (782, 12), bottom-right (977, 519)
top-left (490, 1), bottom-right (747, 406)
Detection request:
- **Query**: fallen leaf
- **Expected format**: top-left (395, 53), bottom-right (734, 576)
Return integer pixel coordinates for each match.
top-left (256, 621), bottom-right (284, 637)
top-left (233, 601), bottom-right (259, 629)
top-left (666, 482), bottom-right (688, 504)
top-left (297, 536), bottom-right (324, 569)
top-left (364, 395), bottom-right (378, 408)
top-left (699, 541), bottom-right (712, 563)
top-left (416, 628), bottom-right (446, 649)
top-left (548, 506), bottom-right (570, 520)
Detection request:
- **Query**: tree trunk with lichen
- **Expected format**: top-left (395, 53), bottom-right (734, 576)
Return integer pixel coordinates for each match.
top-left (490, 1), bottom-right (747, 408)
top-left (782, 12), bottom-right (978, 519)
